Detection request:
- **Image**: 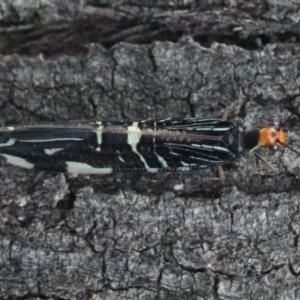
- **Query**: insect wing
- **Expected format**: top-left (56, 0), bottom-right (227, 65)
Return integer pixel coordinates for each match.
top-left (0, 119), bottom-right (237, 174)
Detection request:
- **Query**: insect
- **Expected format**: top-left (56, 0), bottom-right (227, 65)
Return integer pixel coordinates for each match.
top-left (0, 115), bottom-right (298, 177)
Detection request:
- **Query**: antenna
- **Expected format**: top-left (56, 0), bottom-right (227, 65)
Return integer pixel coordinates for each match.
top-left (277, 140), bottom-right (300, 156)
top-left (278, 100), bottom-right (300, 130)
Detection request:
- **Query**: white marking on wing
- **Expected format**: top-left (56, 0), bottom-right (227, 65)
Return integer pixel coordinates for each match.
top-left (170, 152), bottom-right (179, 155)
top-left (181, 161), bottom-right (190, 167)
top-left (155, 153), bottom-right (168, 168)
top-left (127, 122), bottom-right (158, 173)
top-left (127, 122), bottom-right (142, 144)
top-left (191, 143), bottom-right (207, 148)
top-left (212, 127), bottom-right (231, 131)
top-left (6, 127), bottom-right (15, 131)
top-left (199, 144), bottom-right (230, 152)
top-left (118, 156), bottom-right (125, 163)
top-left (158, 118), bottom-right (172, 122)
top-left (44, 148), bottom-right (64, 155)
top-left (199, 144), bottom-right (212, 149)
top-left (0, 154), bottom-right (34, 169)
top-left (95, 125), bottom-right (104, 151)
top-left (134, 149), bottom-right (158, 172)
top-left (66, 161), bottom-right (113, 174)
top-left (177, 166), bottom-right (191, 171)
top-left (166, 143), bottom-right (230, 154)
top-left (195, 127), bottom-right (230, 131)
top-left (212, 146), bottom-right (230, 152)
top-left (190, 156), bottom-right (222, 162)
top-left (0, 138), bottom-right (15, 147)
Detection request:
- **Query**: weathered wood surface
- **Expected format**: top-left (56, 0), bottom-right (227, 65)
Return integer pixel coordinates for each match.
top-left (1, 1), bottom-right (300, 299)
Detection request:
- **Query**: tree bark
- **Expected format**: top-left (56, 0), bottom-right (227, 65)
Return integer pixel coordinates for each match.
top-left (1, 1), bottom-right (300, 299)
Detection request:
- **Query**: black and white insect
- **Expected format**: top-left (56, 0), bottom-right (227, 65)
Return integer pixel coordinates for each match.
top-left (0, 117), bottom-right (296, 175)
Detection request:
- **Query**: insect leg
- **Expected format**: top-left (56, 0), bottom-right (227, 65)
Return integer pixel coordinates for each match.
top-left (253, 151), bottom-right (277, 172)
top-left (222, 108), bottom-right (229, 121)
top-left (217, 165), bottom-right (225, 184)
top-left (216, 108), bottom-right (230, 182)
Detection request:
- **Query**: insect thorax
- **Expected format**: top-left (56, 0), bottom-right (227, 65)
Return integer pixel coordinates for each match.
top-left (242, 130), bottom-right (260, 151)
top-left (224, 125), bottom-right (245, 156)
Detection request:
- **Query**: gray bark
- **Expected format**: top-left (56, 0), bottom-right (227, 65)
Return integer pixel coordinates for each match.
top-left (0, 1), bottom-right (300, 299)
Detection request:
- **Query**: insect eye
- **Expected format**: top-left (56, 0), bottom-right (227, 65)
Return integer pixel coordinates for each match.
top-left (269, 120), bottom-right (279, 127)
top-left (269, 144), bottom-right (278, 151)
top-left (271, 131), bottom-right (277, 138)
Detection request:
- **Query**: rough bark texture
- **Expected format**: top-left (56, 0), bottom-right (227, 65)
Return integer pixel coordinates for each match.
top-left (1, 1), bottom-right (300, 299)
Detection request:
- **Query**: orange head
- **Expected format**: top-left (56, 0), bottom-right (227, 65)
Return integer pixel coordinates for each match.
top-left (258, 125), bottom-right (287, 148)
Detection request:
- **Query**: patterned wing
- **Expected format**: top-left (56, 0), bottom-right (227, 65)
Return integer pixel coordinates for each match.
top-left (0, 119), bottom-right (239, 174)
